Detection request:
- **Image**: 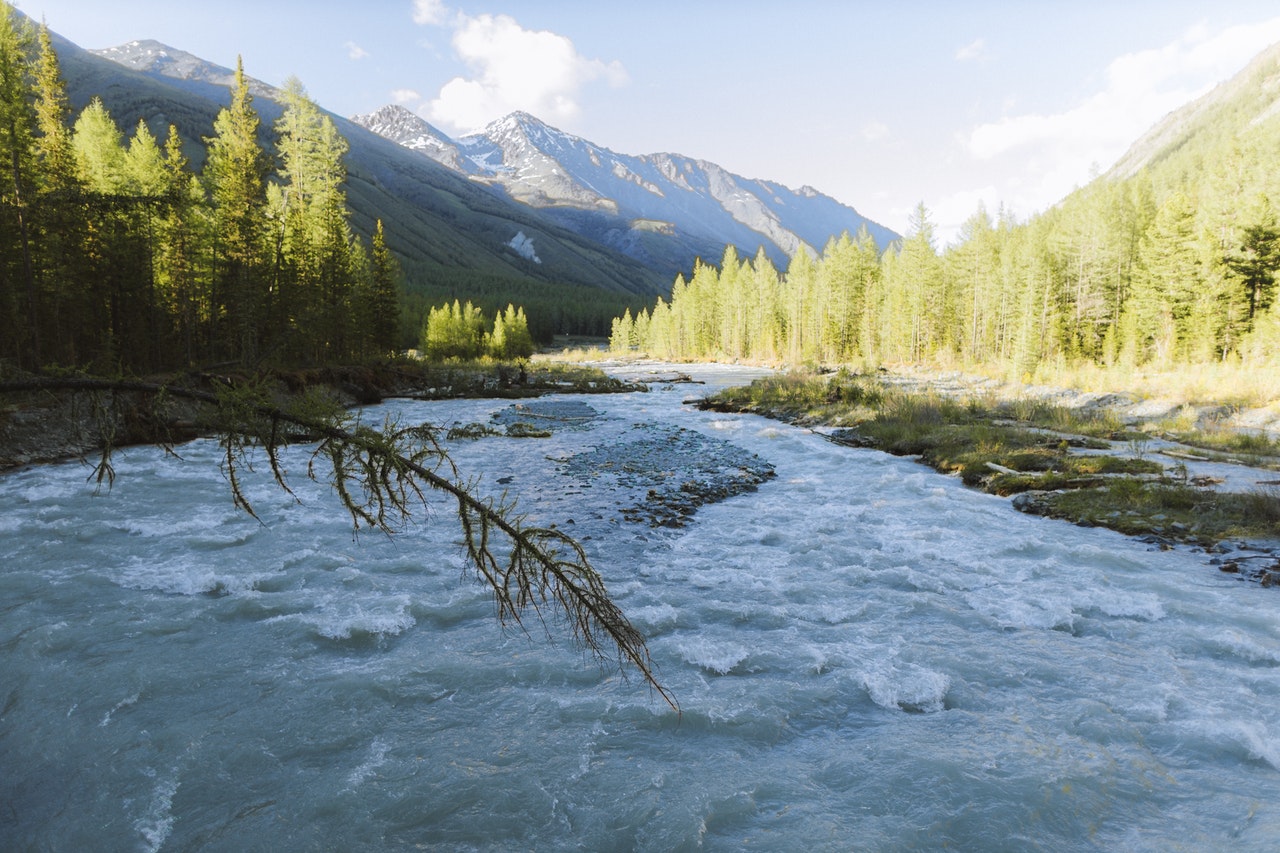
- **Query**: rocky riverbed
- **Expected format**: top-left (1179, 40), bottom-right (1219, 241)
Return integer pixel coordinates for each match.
top-left (450, 398), bottom-right (776, 528)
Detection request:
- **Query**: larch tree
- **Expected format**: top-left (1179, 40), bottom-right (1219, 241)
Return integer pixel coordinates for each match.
top-left (0, 1), bottom-right (36, 366)
top-left (204, 56), bottom-right (269, 365)
top-left (271, 76), bottom-right (355, 360)
top-left (366, 218), bottom-right (400, 357)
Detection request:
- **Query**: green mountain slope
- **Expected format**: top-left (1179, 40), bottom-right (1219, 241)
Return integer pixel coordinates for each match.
top-left (1105, 41), bottom-right (1280, 197)
top-left (47, 30), bottom-right (670, 316)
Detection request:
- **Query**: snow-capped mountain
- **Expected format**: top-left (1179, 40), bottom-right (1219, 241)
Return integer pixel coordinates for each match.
top-left (349, 104), bottom-right (475, 175)
top-left (89, 39), bottom-right (281, 101)
top-left (351, 107), bottom-right (899, 268)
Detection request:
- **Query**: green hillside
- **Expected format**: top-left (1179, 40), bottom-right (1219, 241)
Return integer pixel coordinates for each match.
top-left (46, 28), bottom-right (666, 338)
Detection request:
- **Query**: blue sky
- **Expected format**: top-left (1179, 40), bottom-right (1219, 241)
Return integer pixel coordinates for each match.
top-left (17, 0), bottom-right (1280, 244)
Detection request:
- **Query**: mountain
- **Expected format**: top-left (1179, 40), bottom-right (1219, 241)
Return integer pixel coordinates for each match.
top-left (351, 106), bottom-right (899, 271)
top-left (1106, 41), bottom-right (1280, 182)
top-left (90, 39), bottom-right (282, 101)
top-left (52, 31), bottom-right (669, 339)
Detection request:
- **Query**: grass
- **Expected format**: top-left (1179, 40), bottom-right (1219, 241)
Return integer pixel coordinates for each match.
top-left (1041, 483), bottom-right (1280, 542)
top-left (706, 370), bottom-right (884, 426)
top-left (1025, 360), bottom-right (1280, 409)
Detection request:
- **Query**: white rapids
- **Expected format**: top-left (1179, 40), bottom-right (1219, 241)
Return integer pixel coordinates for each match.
top-left (2, 363), bottom-right (1280, 851)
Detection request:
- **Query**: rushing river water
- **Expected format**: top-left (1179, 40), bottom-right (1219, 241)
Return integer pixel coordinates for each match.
top-left (4, 364), bottom-right (1280, 851)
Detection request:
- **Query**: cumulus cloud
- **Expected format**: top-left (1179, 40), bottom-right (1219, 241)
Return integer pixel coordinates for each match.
top-left (346, 41), bottom-right (368, 61)
top-left (392, 88), bottom-right (422, 104)
top-left (964, 16), bottom-right (1280, 215)
top-left (955, 38), bottom-right (987, 62)
top-left (411, 10), bottom-right (627, 133)
top-left (412, 0), bottom-right (450, 26)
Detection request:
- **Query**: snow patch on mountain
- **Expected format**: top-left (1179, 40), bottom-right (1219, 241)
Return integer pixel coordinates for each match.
top-left (508, 232), bottom-right (541, 264)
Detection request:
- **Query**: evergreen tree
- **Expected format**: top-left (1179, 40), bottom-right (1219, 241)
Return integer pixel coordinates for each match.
top-left (30, 21), bottom-right (73, 192)
top-left (71, 98), bottom-right (126, 192)
top-left (422, 299), bottom-right (486, 359)
top-left (272, 76), bottom-right (353, 359)
top-left (29, 17), bottom-right (82, 366)
top-left (204, 56), bottom-right (269, 364)
top-left (367, 219), bottom-right (400, 356)
top-left (0, 2), bottom-right (37, 366)
top-left (748, 246), bottom-right (782, 362)
top-left (156, 124), bottom-right (205, 365)
top-left (489, 304), bottom-right (534, 359)
top-left (124, 119), bottom-right (167, 195)
top-left (894, 203), bottom-right (943, 361)
top-left (1225, 194), bottom-right (1280, 324)
top-left (1124, 191), bottom-right (1201, 365)
top-left (781, 246), bottom-right (814, 363)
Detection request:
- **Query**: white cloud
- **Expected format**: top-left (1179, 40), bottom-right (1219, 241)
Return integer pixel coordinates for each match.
top-left (392, 88), bottom-right (422, 104)
top-left (412, 0), bottom-right (450, 26)
top-left (965, 16), bottom-right (1280, 215)
top-left (422, 12), bottom-right (628, 133)
top-left (346, 41), bottom-right (368, 61)
top-left (861, 120), bottom-right (889, 142)
top-left (955, 38), bottom-right (987, 62)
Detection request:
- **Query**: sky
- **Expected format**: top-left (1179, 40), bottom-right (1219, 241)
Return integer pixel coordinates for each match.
top-left (16, 0), bottom-right (1280, 245)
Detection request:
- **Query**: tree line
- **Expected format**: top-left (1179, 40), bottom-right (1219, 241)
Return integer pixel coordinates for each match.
top-left (613, 103), bottom-right (1280, 377)
top-left (420, 300), bottom-right (536, 360)
top-left (0, 6), bottom-right (399, 373)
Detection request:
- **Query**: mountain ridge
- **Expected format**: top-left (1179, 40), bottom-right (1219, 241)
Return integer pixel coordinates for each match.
top-left (1106, 40), bottom-right (1280, 181)
top-left (351, 105), bottom-right (899, 270)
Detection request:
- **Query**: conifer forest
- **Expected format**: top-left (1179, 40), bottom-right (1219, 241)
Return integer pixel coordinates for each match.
top-left (0, 16), bottom-right (399, 373)
top-left (611, 51), bottom-right (1280, 380)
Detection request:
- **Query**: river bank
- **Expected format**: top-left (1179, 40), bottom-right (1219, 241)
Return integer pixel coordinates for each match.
top-left (0, 360), bottom-right (641, 471)
top-left (686, 363), bottom-right (1280, 584)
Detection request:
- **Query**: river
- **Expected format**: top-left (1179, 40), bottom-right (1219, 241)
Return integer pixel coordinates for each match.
top-left (3, 364), bottom-right (1279, 851)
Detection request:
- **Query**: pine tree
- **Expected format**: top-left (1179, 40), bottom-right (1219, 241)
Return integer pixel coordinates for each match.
top-left (124, 119), bottom-right (167, 195)
top-left (1125, 191), bottom-right (1201, 365)
top-left (204, 56), bottom-right (268, 364)
top-left (748, 247), bottom-right (781, 362)
top-left (492, 304), bottom-right (534, 358)
top-left (367, 219), bottom-right (400, 357)
top-left (156, 124), bottom-right (204, 365)
top-left (1225, 194), bottom-right (1280, 324)
top-left (29, 18), bottom-right (84, 366)
top-left (0, 2), bottom-right (37, 366)
top-left (895, 203), bottom-right (944, 361)
top-left (271, 76), bottom-right (354, 361)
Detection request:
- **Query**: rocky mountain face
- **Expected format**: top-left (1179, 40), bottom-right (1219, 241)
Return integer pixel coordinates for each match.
top-left (349, 104), bottom-right (474, 174)
top-left (351, 107), bottom-right (899, 270)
